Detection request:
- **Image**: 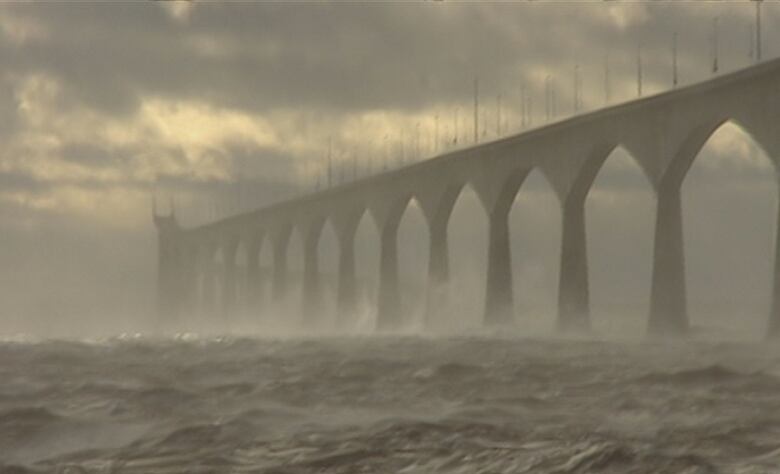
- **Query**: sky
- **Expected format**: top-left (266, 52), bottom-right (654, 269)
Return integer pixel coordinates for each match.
top-left (0, 1), bottom-right (778, 337)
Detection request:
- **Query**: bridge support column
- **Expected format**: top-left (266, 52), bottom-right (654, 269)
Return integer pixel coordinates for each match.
top-left (648, 182), bottom-right (688, 336)
top-left (768, 178), bottom-right (780, 339)
top-left (272, 230), bottom-right (290, 303)
top-left (557, 194), bottom-right (590, 332)
top-left (246, 239), bottom-right (262, 312)
top-left (484, 202), bottom-right (515, 326)
top-left (377, 213), bottom-right (403, 331)
top-left (476, 170), bottom-right (527, 327)
top-left (419, 185), bottom-right (461, 328)
top-left (426, 217), bottom-right (450, 326)
top-left (301, 227), bottom-right (323, 324)
top-left (221, 240), bottom-right (239, 319)
top-left (336, 224), bottom-right (358, 325)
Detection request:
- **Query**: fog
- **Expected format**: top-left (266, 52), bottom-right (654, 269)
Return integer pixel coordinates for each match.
top-left (0, 2), bottom-right (779, 339)
top-left (7, 4), bottom-right (780, 473)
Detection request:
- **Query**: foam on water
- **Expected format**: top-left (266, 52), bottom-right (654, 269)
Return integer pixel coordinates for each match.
top-left (1, 334), bottom-right (780, 473)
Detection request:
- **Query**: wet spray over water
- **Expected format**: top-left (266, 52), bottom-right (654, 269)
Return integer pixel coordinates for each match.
top-left (3, 3), bottom-right (780, 473)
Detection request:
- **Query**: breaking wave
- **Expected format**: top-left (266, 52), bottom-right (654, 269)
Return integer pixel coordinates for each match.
top-left (0, 336), bottom-right (779, 472)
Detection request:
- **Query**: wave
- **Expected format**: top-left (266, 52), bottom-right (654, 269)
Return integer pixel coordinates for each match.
top-left (0, 337), bottom-right (777, 472)
top-left (635, 364), bottom-right (780, 392)
top-left (0, 407), bottom-right (61, 432)
top-left (412, 362), bottom-right (483, 380)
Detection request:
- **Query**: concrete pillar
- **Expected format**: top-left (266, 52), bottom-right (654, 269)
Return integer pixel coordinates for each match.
top-left (425, 215), bottom-right (450, 325)
top-left (420, 185), bottom-right (461, 328)
top-left (272, 229), bottom-right (291, 303)
top-left (376, 212), bottom-right (404, 331)
top-left (221, 239), bottom-right (239, 318)
top-left (476, 170), bottom-right (527, 327)
top-left (768, 179), bottom-right (780, 339)
top-left (484, 202), bottom-right (514, 326)
top-left (557, 194), bottom-right (590, 332)
top-left (336, 224), bottom-right (358, 324)
top-left (648, 182), bottom-right (689, 336)
top-left (201, 244), bottom-right (217, 316)
top-left (301, 224), bottom-right (324, 323)
top-left (245, 238), bottom-right (262, 311)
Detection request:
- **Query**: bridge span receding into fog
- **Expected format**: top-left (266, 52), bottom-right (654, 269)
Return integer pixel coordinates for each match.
top-left (154, 57), bottom-right (780, 338)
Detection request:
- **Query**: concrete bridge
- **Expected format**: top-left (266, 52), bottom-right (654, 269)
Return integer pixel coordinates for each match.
top-left (154, 57), bottom-right (780, 337)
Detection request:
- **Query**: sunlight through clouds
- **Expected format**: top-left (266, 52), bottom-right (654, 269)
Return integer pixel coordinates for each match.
top-left (606, 4), bottom-right (650, 31)
top-left (0, 9), bottom-right (47, 45)
top-left (0, 2), bottom-right (778, 328)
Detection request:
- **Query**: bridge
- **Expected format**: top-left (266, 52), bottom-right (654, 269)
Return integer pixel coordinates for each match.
top-left (154, 57), bottom-right (780, 338)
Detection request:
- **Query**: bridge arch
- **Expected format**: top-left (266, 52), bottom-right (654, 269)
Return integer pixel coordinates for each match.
top-left (509, 168), bottom-right (561, 333)
top-left (231, 237), bottom-right (249, 329)
top-left (210, 241), bottom-right (227, 324)
top-left (264, 224), bottom-right (295, 328)
top-left (256, 230), bottom-right (274, 318)
top-left (323, 205), bottom-right (370, 329)
top-left (353, 207), bottom-right (380, 330)
top-left (444, 182), bottom-right (488, 331)
top-left (288, 223), bottom-right (311, 326)
top-left (681, 119), bottom-right (777, 338)
top-left (369, 193), bottom-right (413, 331)
top-left (156, 59), bottom-right (780, 339)
top-left (315, 218), bottom-right (339, 327)
top-left (239, 230), bottom-right (265, 326)
top-left (218, 234), bottom-right (242, 328)
top-left (232, 230), bottom-right (266, 331)
top-left (397, 196), bottom-right (429, 329)
top-left (585, 144), bottom-right (655, 336)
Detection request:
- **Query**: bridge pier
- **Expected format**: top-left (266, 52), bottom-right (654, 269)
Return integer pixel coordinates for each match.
top-left (376, 210), bottom-right (404, 331)
top-left (768, 178), bottom-right (780, 339)
top-left (221, 239), bottom-right (239, 319)
top-left (557, 194), bottom-right (590, 332)
top-left (479, 171), bottom-right (528, 327)
top-left (648, 182), bottom-right (688, 336)
top-left (335, 219), bottom-right (359, 325)
top-left (420, 186), bottom-right (460, 328)
top-left (484, 200), bottom-right (515, 326)
top-left (426, 220), bottom-right (450, 326)
top-left (158, 61), bottom-right (780, 337)
top-left (245, 238), bottom-right (262, 312)
top-left (201, 247), bottom-right (217, 317)
top-left (301, 223), bottom-right (324, 324)
top-left (271, 228), bottom-right (291, 303)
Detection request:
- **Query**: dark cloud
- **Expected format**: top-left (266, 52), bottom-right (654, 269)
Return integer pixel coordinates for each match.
top-left (3, 2), bottom-right (772, 119)
top-left (59, 142), bottom-right (123, 168)
top-left (0, 169), bottom-right (46, 193)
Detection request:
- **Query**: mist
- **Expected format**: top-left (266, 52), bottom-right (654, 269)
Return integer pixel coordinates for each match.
top-left (0, 2), bottom-right (778, 340)
top-left (5, 3), bottom-right (780, 473)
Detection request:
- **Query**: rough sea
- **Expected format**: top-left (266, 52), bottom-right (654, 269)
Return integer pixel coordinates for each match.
top-left (2, 333), bottom-right (780, 473)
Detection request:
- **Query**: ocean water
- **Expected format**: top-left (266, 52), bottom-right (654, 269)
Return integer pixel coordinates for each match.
top-left (2, 335), bottom-right (780, 473)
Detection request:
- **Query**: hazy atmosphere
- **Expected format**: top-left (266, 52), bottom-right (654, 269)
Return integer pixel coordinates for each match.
top-left (7, 3), bottom-right (780, 473)
top-left (1, 2), bottom-right (779, 337)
